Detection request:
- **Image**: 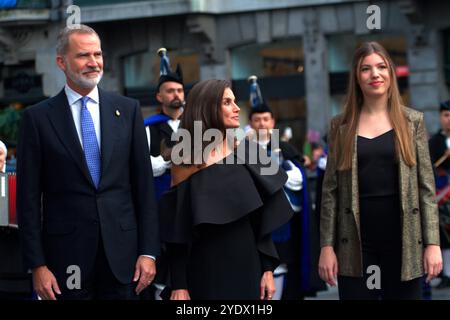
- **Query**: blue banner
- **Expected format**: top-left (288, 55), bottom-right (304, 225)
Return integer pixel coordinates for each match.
top-left (0, 0), bottom-right (16, 8)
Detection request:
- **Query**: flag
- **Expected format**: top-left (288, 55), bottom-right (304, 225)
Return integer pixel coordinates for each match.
top-left (158, 47), bottom-right (171, 76)
top-left (248, 75), bottom-right (263, 108)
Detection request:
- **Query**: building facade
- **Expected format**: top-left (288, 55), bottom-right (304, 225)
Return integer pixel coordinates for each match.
top-left (1, 0), bottom-right (449, 148)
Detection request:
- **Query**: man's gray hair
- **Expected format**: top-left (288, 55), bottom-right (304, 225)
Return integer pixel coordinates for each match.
top-left (56, 24), bottom-right (100, 56)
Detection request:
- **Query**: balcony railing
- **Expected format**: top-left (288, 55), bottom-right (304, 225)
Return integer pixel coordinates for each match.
top-left (73, 0), bottom-right (156, 6)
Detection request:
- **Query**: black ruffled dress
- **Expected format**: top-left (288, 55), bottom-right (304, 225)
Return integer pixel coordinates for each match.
top-left (159, 149), bottom-right (294, 300)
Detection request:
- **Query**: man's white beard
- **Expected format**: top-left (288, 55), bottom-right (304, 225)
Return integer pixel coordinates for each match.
top-left (66, 64), bottom-right (103, 89)
top-left (67, 70), bottom-right (103, 89)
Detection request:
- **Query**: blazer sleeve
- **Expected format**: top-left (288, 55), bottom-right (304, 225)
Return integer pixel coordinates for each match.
top-left (16, 109), bottom-right (46, 270)
top-left (415, 113), bottom-right (440, 245)
top-left (129, 100), bottom-right (161, 257)
top-left (320, 117), bottom-right (340, 248)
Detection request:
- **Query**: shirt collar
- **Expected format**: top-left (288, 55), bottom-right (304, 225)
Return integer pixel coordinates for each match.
top-left (64, 84), bottom-right (99, 106)
top-left (167, 118), bottom-right (180, 124)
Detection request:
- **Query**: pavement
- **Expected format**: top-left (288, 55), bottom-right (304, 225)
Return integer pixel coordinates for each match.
top-left (305, 277), bottom-right (450, 300)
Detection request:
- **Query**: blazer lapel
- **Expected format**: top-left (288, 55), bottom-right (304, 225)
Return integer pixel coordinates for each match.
top-left (351, 133), bottom-right (361, 240)
top-left (47, 89), bottom-right (94, 186)
top-left (98, 89), bottom-right (119, 187)
top-left (398, 111), bottom-right (414, 218)
top-left (339, 122), bottom-right (361, 241)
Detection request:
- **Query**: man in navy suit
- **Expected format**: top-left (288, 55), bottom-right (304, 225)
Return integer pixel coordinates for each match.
top-left (17, 25), bottom-right (159, 300)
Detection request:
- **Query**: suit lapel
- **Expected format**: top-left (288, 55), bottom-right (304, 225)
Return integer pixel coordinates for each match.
top-left (47, 90), bottom-right (94, 186)
top-left (98, 89), bottom-right (119, 187)
top-left (159, 121), bottom-right (174, 138)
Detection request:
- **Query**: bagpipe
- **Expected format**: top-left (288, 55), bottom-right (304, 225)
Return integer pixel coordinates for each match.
top-left (0, 172), bottom-right (17, 229)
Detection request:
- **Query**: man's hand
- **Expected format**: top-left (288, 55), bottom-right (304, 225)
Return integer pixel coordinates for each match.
top-left (32, 266), bottom-right (61, 300)
top-left (133, 256), bottom-right (156, 295)
top-left (171, 289), bottom-right (191, 300)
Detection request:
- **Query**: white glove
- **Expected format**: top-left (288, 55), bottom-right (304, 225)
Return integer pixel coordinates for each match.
top-left (151, 155), bottom-right (171, 177)
top-left (284, 160), bottom-right (303, 191)
top-left (318, 156), bottom-right (327, 170)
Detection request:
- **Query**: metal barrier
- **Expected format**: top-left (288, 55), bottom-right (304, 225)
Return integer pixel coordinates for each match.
top-left (0, 173), bottom-right (17, 229)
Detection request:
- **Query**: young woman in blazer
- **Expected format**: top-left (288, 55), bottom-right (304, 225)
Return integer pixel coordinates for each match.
top-left (319, 41), bottom-right (442, 299)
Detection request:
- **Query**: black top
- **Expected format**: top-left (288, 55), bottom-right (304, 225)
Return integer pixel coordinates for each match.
top-left (357, 130), bottom-right (399, 198)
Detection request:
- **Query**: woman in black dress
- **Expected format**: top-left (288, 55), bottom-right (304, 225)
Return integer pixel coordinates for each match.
top-left (319, 42), bottom-right (442, 299)
top-left (159, 79), bottom-right (293, 300)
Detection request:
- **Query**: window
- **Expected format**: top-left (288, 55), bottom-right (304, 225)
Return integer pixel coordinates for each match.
top-left (123, 50), bottom-right (199, 108)
top-left (231, 40), bottom-right (307, 150)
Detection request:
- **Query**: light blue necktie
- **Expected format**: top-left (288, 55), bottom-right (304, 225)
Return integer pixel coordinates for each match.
top-left (80, 96), bottom-right (101, 188)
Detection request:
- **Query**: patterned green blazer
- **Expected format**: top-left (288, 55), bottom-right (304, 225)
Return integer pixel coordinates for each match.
top-left (320, 107), bottom-right (440, 281)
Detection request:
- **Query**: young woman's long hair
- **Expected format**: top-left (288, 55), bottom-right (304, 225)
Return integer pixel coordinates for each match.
top-left (178, 79), bottom-right (231, 165)
top-left (335, 41), bottom-right (415, 170)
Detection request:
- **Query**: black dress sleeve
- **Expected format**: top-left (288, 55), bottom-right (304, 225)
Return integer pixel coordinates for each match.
top-left (166, 243), bottom-right (190, 290)
top-left (159, 142), bottom-right (294, 286)
top-left (249, 210), bottom-right (278, 272)
top-left (260, 253), bottom-right (278, 272)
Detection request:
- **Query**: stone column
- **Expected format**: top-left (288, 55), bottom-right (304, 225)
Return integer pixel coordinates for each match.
top-left (303, 10), bottom-right (331, 136)
top-left (200, 64), bottom-right (228, 81)
top-left (407, 27), bottom-right (448, 133)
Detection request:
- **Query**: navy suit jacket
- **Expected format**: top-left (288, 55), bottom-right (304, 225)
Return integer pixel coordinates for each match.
top-left (17, 88), bottom-right (160, 284)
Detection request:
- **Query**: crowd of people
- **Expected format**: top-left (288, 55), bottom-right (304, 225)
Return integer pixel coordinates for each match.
top-left (6, 24), bottom-right (449, 300)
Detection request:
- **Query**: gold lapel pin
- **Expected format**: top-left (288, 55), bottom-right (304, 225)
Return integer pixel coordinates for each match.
top-left (115, 110), bottom-right (120, 117)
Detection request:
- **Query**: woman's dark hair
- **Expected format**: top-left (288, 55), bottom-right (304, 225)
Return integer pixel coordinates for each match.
top-left (181, 79), bottom-right (230, 136)
top-left (178, 79), bottom-right (231, 165)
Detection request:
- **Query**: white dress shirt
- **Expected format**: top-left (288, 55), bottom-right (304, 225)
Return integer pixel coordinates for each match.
top-left (65, 85), bottom-right (101, 149)
top-left (147, 118), bottom-right (180, 177)
top-left (167, 119), bottom-right (180, 133)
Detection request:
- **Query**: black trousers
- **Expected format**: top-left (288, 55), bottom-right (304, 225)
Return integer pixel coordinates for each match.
top-left (338, 250), bottom-right (422, 300)
top-left (338, 195), bottom-right (422, 300)
top-left (57, 236), bottom-right (138, 300)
